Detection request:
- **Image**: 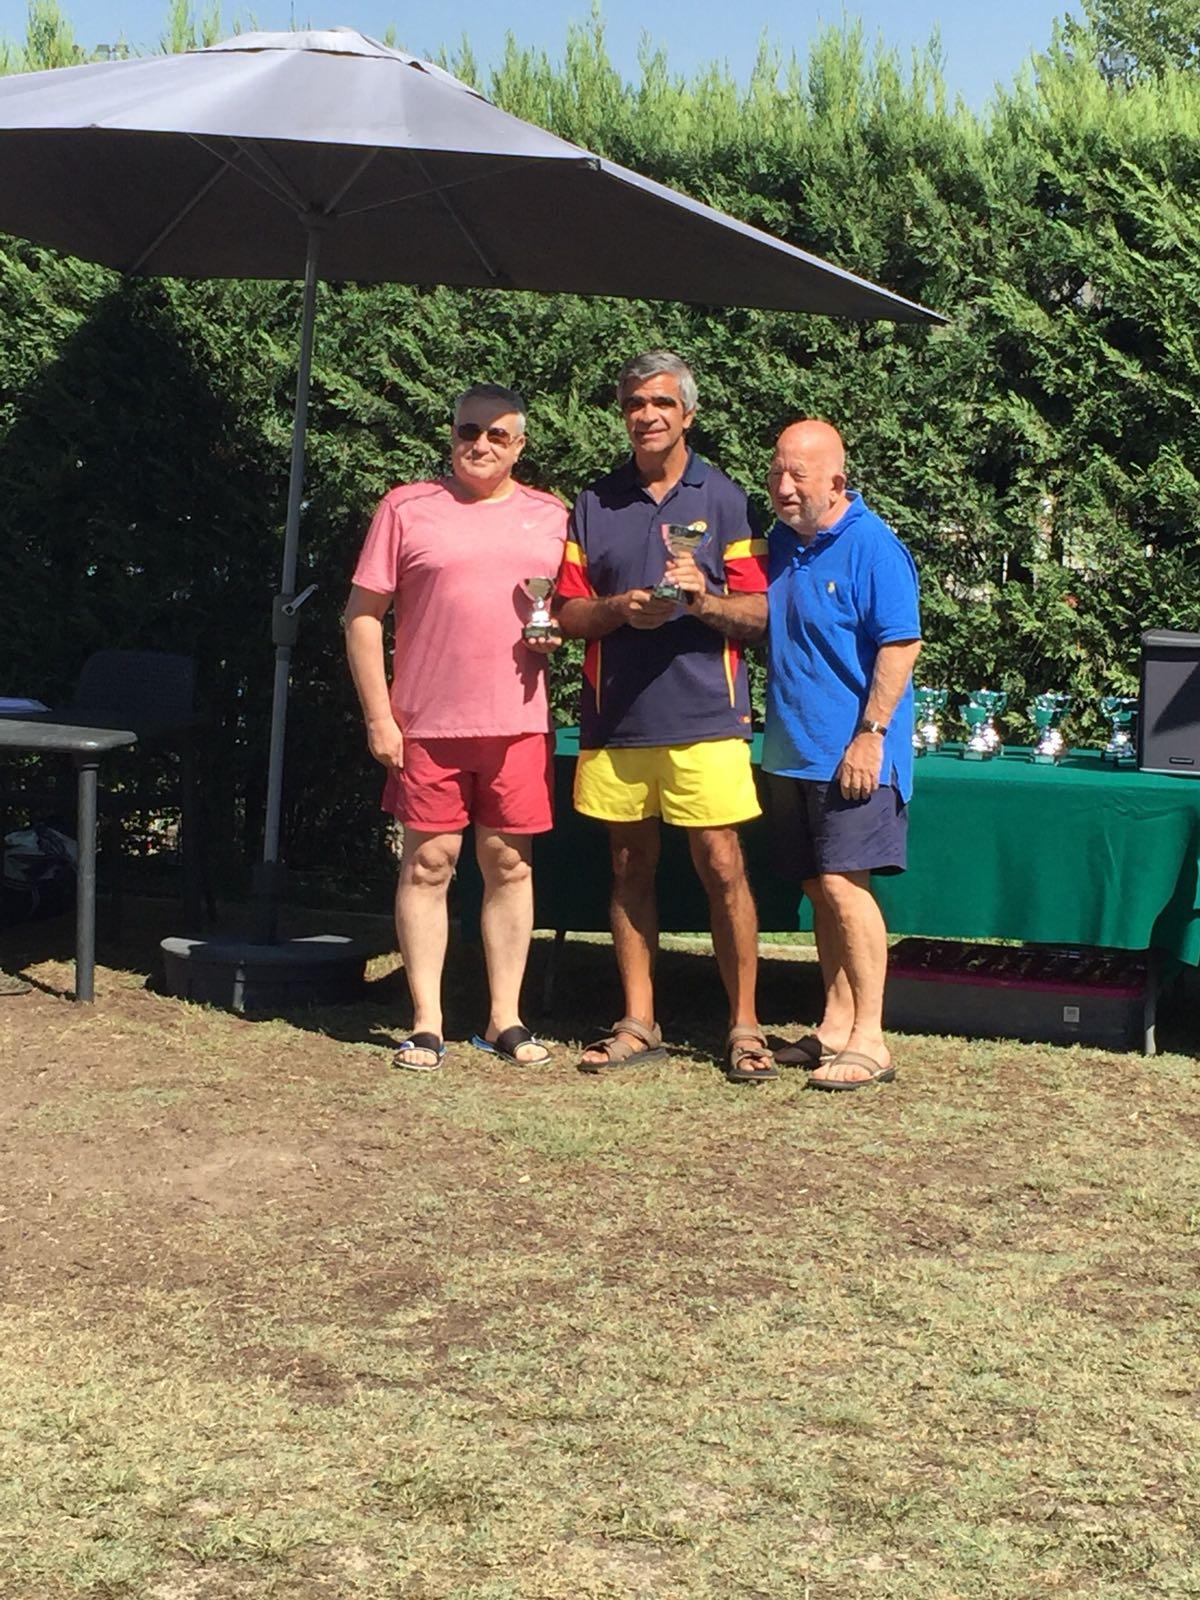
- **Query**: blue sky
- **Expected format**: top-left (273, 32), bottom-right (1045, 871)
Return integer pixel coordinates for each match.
top-left (0, 1), bottom-right (1075, 107)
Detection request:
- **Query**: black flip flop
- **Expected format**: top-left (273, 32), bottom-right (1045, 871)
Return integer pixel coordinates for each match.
top-left (471, 1025), bottom-right (551, 1065)
top-left (392, 1032), bottom-right (446, 1072)
top-left (773, 1033), bottom-right (837, 1068)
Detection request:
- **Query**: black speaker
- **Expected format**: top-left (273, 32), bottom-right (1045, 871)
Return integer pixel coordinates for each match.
top-left (1139, 628), bottom-right (1200, 775)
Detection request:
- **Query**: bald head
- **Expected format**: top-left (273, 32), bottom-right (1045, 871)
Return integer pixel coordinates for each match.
top-left (768, 419), bottom-right (850, 542)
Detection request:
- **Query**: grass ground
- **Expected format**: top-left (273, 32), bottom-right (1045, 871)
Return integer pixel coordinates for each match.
top-left (0, 901), bottom-right (1198, 1599)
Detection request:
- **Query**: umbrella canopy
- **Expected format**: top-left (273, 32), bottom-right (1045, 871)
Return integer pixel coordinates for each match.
top-left (0, 28), bottom-right (940, 321)
top-left (0, 28), bottom-right (943, 939)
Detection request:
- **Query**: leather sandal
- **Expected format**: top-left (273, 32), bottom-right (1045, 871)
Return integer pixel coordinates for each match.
top-left (808, 1049), bottom-right (896, 1091)
top-left (578, 1016), bottom-right (667, 1073)
top-left (725, 1026), bottom-right (778, 1084)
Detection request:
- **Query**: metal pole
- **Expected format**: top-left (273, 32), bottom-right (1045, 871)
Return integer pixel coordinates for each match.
top-left (74, 757), bottom-right (98, 1002)
top-left (257, 221), bottom-right (323, 942)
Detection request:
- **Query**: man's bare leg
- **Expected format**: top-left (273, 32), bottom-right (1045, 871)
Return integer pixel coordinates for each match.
top-left (805, 882), bottom-right (855, 1052)
top-left (395, 828), bottom-right (463, 1065)
top-left (475, 826), bottom-right (544, 1062)
top-left (580, 819), bottom-right (660, 1064)
top-left (807, 870), bottom-right (890, 1085)
top-left (690, 826), bottom-right (773, 1074)
top-left (689, 827), bottom-right (759, 1024)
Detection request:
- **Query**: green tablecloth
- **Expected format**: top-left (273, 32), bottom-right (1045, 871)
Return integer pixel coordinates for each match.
top-left (458, 729), bottom-right (1200, 963)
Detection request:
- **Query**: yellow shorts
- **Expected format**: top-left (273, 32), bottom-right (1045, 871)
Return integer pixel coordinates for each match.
top-left (574, 739), bottom-right (761, 827)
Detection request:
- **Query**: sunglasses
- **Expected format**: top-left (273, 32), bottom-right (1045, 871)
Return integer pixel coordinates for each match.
top-left (455, 422), bottom-right (517, 446)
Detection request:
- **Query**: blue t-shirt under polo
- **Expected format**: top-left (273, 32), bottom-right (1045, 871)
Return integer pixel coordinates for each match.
top-left (763, 491), bottom-right (922, 801)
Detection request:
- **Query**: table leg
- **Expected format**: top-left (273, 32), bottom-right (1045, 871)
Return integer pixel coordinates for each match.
top-left (74, 756), bottom-right (99, 1003)
top-left (540, 928), bottom-right (566, 1015)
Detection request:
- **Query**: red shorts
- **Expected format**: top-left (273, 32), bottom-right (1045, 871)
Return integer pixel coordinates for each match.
top-left (382, 732), bottom-right (554, 835)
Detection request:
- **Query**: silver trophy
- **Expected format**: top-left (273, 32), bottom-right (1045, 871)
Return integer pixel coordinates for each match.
top-left (653, 522), bottom-right (709, 603)
top-left (521, 576), bottom-right (558, 642)
top-left (962, 690), bottom-right (1007, 759)
top-left (962, 699), bottom-right (993, 760)
top-left (1100, 695), bottom-right (1138, 763)
top-left (1029, 692), bottom-right (1073, 764)
top-left (978, 690), bottom-right (1007, 754)
top-left (912, 687), bottom-right (949, 756)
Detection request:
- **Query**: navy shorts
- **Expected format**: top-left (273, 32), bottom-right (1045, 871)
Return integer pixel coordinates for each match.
top-left (765, 773), bottom-right (908, 881)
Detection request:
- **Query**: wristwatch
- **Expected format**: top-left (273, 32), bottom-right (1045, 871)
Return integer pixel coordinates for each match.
top-left (857, 719), bottom-right (888, 736)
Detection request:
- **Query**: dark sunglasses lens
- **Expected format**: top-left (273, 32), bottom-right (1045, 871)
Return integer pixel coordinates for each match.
top-left (456, 423), bottom-right (512, 445)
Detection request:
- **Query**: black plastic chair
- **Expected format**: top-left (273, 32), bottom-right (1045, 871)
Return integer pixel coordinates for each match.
top-left (68, 649), bottom-right (198, 736)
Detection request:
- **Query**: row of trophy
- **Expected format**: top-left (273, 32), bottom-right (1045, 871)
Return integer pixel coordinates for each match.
top-left (913, 688), bottom-right (1139, 764)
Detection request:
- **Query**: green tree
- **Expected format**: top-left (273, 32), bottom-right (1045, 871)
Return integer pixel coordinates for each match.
top-left (22, 0), bottom-right (82, 69)
top-left (1080, 0), bottom-right (1200, 77)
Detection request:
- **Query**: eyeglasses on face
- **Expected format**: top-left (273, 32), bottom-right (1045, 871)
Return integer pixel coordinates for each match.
top-left (455, 422), bottom-right (516, 446)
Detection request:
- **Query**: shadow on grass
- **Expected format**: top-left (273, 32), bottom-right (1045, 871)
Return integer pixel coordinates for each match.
top-left (5, 891), bottom-right (1199, 1059)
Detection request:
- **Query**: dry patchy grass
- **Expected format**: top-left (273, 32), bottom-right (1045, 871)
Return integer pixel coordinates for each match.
top-left (0, 908), bottom-right (1198, 1598)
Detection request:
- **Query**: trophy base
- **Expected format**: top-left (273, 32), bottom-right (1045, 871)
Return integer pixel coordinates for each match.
top-left (1030, 751), bottom-right (1060, 765)
top-left (651, 583), bottom-right (685, 602)
top-left (962, 748), bottom-right (991, 761)
top-left (522, 624), bottom-right (560, 643)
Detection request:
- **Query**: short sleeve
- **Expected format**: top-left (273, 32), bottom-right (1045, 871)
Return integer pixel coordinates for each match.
top-left (720, 496), bottom-right (768, 594)
top-left (557, 500), bottom-right (594, 599)
top-left (863, 537), bottom-right (921, 645)
top-left (352, 494), bottom-right (402, 596)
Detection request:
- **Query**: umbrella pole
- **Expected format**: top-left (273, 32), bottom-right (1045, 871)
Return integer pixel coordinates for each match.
top-left (255, 220), bottom-right (323, 943)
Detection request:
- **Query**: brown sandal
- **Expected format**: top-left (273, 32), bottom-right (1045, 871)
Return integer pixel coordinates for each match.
top-left (808, 1049), bottom-right (896, 1091)
top-left (578, 1016), bottom-right (667, 1073)
top-left (725, 1026), bottom-right (778, 1084)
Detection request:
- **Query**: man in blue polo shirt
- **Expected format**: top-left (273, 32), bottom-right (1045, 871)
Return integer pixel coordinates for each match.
top-left (556, 350), bottom-right (774, 1083)
top-left (764, 419), bottom-right (922, 1091)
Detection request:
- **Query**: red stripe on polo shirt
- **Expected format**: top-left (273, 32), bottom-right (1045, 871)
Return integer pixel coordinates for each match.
top-left (557, 537), bottom-right (593, 599)
top-left (724, 536), bottom-right (769, 594)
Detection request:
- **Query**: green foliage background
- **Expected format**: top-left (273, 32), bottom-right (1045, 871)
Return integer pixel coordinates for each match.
top-left (3, 2), bottom-right (1200, 881)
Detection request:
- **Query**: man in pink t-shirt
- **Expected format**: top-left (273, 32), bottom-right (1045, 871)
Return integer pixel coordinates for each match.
top-left (344, 384), bottom-right (567, 1071)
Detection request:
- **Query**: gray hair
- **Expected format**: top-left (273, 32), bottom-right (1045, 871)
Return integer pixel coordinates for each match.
top-left (615, 350), bottom-right (698, 413)
top-left (454, 382), bottom-right (527, 434)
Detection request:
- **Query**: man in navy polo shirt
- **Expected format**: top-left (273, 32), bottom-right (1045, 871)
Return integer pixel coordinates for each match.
top-left (555, 351), bottom-right (775, 1083)
top-left (763, 419), bottom-right (922, 1091)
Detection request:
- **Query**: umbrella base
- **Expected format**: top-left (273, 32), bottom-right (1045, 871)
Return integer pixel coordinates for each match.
top-left (160, 934), bottom-right (366, 1013)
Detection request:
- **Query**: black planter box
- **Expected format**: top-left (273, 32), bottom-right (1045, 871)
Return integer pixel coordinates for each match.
top-left (884, 939), bottom-right (1148, 1051)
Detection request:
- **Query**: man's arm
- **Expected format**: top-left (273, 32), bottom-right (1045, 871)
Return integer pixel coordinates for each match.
top-left (836, 639), bottom-right (923, 801)
top-left (556, 591), bottom-right (678, 639)
top-left (662, 549), bottom-right (768, 644)
top-left (343, 583), bottom-right (405, 770)
top-left (689, 589), bottom-right (768, 643)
